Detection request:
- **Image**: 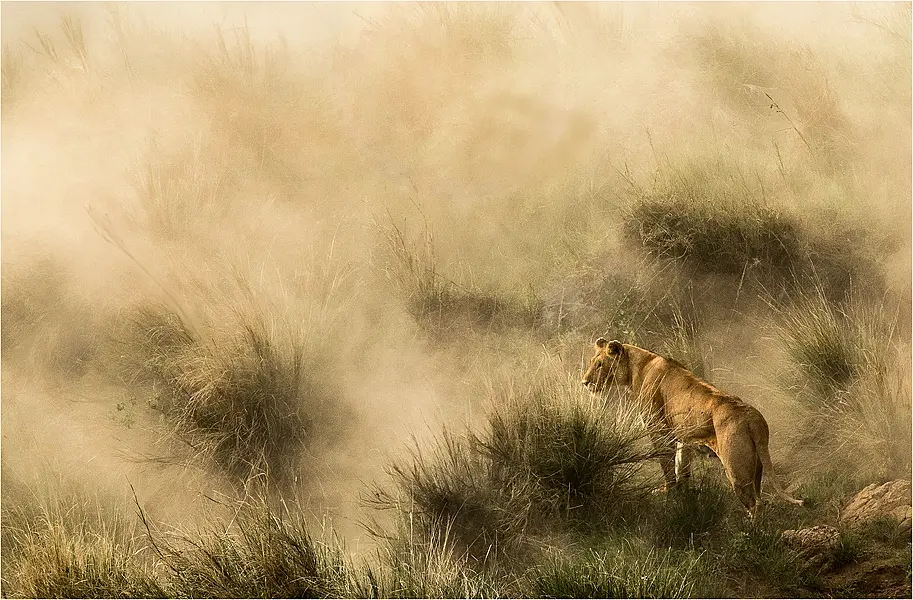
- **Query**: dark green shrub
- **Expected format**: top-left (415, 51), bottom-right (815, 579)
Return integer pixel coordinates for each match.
top-left (369, 430), bottom-right (533, 563)
top-left (476, 377), bottom-right (662, 529)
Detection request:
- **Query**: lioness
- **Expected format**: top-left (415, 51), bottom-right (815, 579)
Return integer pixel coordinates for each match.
top-left (582, 338), bottom-right (803, 516)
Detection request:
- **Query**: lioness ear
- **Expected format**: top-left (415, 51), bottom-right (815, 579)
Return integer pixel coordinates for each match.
top-left (607, 340), bottom-right (624, 355)
top-left (595, 337), bottom-right (608, 349)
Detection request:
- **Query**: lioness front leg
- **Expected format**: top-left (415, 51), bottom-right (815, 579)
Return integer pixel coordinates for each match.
top-left (651, 434), bottom-right (678, 492)
top-left (674, 441), bottom-right (694, 486)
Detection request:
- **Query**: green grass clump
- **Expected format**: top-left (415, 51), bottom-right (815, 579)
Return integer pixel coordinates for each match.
top-left (775, 288), bottom-right (872, 401)
top-left (125, 298), bottom-right (344, 487)
top-left (628, 191), bottom-right (802, 277)
top-left (370, 430), bottom-right (533, 563)
top-left (476, 375), bottom-right (662, 528)
top-left (623, 156), bottom-right (876, 301)
top-left (531, 543), bottom-right (716, 598)
top-left (357, 522), bottom-right (508, 599)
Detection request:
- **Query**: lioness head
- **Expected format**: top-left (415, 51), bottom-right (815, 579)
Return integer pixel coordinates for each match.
top-left (582, 338), bottom-right (630, 391)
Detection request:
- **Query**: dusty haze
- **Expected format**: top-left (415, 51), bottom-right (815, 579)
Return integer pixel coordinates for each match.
top-left (2, 1), bottom-right (910, 550)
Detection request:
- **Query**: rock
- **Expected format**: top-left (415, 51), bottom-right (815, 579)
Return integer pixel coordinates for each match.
top-left (780, 525), bottom-right (840, 570)
top-left (841, 480), bottom-right (912, 533)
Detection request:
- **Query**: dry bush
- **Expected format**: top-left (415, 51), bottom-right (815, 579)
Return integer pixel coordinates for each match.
top-left (774, 288), bottom-right (911, 481)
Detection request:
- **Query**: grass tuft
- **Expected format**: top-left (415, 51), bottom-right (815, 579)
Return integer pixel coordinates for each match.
top-left (151, 489), bottom-right (351, 598)
top-left (124, 287), bottom-right (346, 488)
top-left (370, 430), bottom-right (533, 563)
top-left (371, 365), bottom-right (665, 564)
top-left (532, 543), bottom-right (715, 598)
top-left (623, 155), bottom-right (876, 300)
top-left (476, 374), bottom-right (663, 528)
top-left (1, 489), bottom-right (163, 598)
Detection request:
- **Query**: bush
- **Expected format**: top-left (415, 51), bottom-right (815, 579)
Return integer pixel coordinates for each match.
top-left (476, 374), bottom-right (663, 528)
top-left (123, 295), bottom-right (347, 488)
top-left (357, 521), bottom-right (508, 599)
top-left (370, 430), bottom-right (534, 563)
top-left (371, 366), bottom-right (666, 564)
top-left (623, 156), bottom-right (877, 301)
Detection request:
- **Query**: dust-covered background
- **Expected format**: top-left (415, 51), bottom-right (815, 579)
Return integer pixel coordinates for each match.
top-left (1, 1), bottom-right (911, 595)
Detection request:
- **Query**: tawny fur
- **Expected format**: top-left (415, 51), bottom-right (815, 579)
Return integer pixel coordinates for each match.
top-left (582, 338), bottom-right (803, 516)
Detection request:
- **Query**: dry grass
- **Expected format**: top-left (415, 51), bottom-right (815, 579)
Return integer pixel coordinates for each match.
top-left (774, 288), bottom-right (912, 481)
top-left (1, 3), bottom-right (909, 598)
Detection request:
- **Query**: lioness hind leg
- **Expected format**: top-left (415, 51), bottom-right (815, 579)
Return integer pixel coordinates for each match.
top-left (718, 442), bottom-right (759, 516)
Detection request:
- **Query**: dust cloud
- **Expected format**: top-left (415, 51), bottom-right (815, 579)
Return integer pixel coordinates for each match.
top-left (2, 2), bottom-right (909, 548)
